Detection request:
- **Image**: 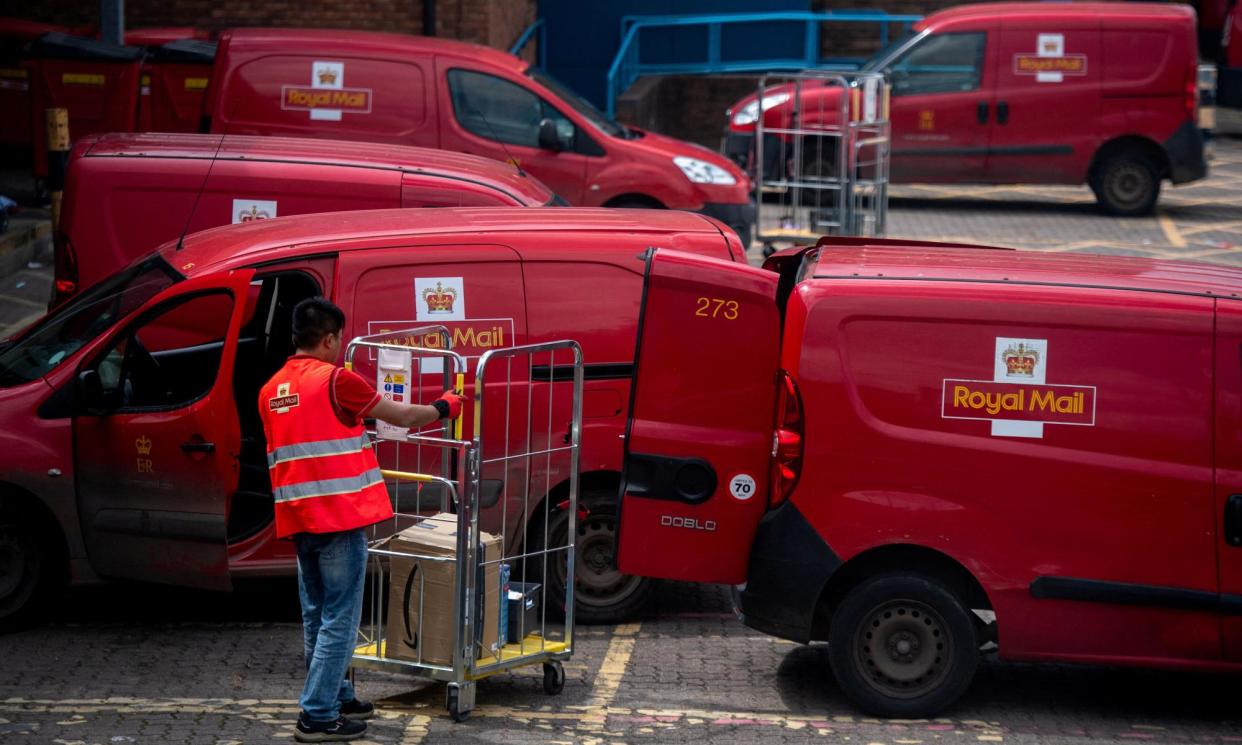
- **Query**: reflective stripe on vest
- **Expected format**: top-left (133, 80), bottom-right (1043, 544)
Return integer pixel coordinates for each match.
top-left (272, 466), bottom-right (385, 503)
top-left (267, 433), bottom-right (372, 469)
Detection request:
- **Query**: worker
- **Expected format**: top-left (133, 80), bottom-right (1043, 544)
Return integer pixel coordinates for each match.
top-left (259, 297), bottom-right (463, 743)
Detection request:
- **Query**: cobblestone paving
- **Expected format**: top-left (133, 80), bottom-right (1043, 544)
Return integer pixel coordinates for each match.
top-left (1, 579), bottom-right (1240, 744)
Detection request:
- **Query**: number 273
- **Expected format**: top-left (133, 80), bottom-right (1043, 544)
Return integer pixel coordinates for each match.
top-left (695, 297), bottom-right (739, 320)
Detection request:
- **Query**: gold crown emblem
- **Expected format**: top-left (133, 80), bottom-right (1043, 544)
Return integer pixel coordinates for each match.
top-left (421, 282), bottom-right (458, 313)
top-left (1003, 343), bottom-right (1039, 377)
top-left (238, 205), bottom-right (271, 222)
top-left (277, 382), bottom-right (291, 396)
top-left (135, 436), bottom-right (152, 455)
top-left (1042, 40), bottom-right (1058, 53)
top-left (316, 67), bottom-right (338, 85)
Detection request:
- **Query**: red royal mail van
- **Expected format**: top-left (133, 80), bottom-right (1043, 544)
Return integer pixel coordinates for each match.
top-left (52, 132), bottom-right (561, 306)
top-left (0, 207), bottom-right (744, 630)
top-left (204, 28), bottom-right (756, 244)
top-left (725, 2), bottom-right (1206, 216)
top-left (617, 240), bottom-right (1242, 716)
top-left (1219, 0), bottom-right (1242, 110)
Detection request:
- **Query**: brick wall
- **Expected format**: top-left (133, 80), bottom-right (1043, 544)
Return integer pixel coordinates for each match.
top-left (0, 0), bottom-right (534, 51)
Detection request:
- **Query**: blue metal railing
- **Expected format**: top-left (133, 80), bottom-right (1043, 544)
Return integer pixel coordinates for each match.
top-left (605, 11), bottom-right (922, 118)
top-left (509, 18), bottom-right (546, 70)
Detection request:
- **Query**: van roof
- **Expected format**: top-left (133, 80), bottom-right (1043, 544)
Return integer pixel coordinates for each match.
top-left (220, 27), bottom-right (527, 75)
top-left (919, 1), bottom-right (1194, 29)
top-left (807, 243), bottom-right (1242, 300)
top-left (77, 132), bottom-right (554, 205)
top-left (166, 207), bottom-right (726, 274)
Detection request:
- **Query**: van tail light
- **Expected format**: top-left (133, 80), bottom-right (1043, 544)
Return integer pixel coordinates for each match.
top-left (768, 370), bottom-right (804, 509)
top-left (50, 231), bottom-right (78, 309)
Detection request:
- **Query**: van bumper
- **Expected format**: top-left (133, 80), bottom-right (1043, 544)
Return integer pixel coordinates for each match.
top-left (698, 200), bottom-right (756, 248)
top-left (1165, 119), bottom-right (1208, 184)
top-left (733, 502), bottom-right (842, 644)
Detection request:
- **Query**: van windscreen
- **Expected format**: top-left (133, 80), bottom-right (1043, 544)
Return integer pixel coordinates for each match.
top-left (0, 256), bottom-right (183, 387)
top-left (526, 69), bottom-right (626, 138)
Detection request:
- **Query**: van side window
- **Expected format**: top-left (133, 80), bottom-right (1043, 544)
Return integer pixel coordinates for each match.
top-left (889, 32), bottom-right (986, 95)
top-left (94, 291), bottom-right (235, 411)
top-left (447, 68), bottom-right (575, 149)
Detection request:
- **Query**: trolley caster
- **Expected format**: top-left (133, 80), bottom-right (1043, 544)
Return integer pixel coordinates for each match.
top-left (542, 661), bottom-right (565, 695)
top-left (762, 242), bottom-right (777, 258)
top-left (446, 682), bottom-right (474, 723)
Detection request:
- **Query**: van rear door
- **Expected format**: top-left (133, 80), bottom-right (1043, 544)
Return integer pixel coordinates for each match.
top-left (617, 249), bottom-right (781, 585)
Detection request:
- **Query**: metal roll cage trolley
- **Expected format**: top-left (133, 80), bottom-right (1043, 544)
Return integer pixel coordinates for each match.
top-left (344, 327), bottom-right (583, 722)
top-left (755, 70), bottom-right (891, 255)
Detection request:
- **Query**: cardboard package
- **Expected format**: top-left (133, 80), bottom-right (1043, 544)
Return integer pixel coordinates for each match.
top-left (383, 514), bottom-right (502, 666)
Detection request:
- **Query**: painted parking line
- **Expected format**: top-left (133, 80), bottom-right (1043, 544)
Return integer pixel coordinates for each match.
top-left (1158, 209), bottom-right (1188, 248)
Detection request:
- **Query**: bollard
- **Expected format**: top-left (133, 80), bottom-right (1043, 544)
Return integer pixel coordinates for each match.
top-left (45, 108), bottom-right (69, 229)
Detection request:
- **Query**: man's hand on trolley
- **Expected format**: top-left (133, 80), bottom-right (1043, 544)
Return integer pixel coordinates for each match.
top-left (370, 389), bottom-right (462, 430)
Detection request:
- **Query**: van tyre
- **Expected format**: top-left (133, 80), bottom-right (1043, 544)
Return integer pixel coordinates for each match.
top-left (0, 503), bottom-right (62, 633)
top-left (534, 489), bottom-right (655, 624)
top-left (828, 574), bottom-right (978, 718)
top-left (1091, 152), bottom-right (1161, 217)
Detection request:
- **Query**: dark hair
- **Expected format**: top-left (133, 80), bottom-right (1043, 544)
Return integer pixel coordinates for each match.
top-left (292, 297), bottom-right (345, 349)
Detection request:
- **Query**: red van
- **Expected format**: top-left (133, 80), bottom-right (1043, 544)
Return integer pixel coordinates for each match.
top-left (1220, 1), bottom-right (1242, 110)
top-left (617, 240), bottom-right (1242, 717)
top-left (0, 207), bottom-right (744, 630)
top-left (53, 132), bottom-right (561, 306)
top-left (204, 28), bottom-right (756, 243)
top-left (725, 2), bottom-right (1206, 216)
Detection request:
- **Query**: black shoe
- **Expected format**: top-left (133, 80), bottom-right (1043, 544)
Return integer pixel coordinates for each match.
top-left (294, 713), bottom-right (367, 742)
top-left (339, 698), bottom-right (375, 721)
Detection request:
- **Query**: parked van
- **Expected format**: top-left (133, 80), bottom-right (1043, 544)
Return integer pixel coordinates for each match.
top-left (617, 240), bottom-right (1242, 716)
top-left (0, 207), bottom-right (744, 630)
top-left (204, 28), bottom-right (756, 243)
top-left (53, 132), bottom-right (561, 306)
top-left (1219, 0), bottom-right (1242, 110)
top-left (724, 2), bottom-right (1206, 216)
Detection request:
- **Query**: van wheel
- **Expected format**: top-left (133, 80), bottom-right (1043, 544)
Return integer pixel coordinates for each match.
top-left (1091, 153), bottom-right (1160, 217)
top-left (828, 574), bottom-right (978, 718)
top-left (533, 489), bottom-right (654, 624)
top-left (0, 504), bottom-right (61, 633)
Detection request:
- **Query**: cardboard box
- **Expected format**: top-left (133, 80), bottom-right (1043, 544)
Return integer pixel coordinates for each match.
top-left (383, 514), bottom-right (502, 666)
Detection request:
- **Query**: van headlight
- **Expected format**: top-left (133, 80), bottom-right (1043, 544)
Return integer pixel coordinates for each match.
top-left (731, 92), bottom-right (791, 126)
top-left (673, 156), bottom-right (737, 185)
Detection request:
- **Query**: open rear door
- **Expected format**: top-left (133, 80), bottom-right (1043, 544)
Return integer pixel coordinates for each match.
top-left (618, 249), bottom-right (781, 585)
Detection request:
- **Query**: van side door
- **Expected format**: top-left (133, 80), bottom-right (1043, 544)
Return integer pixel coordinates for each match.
top-left (617, 249), bottom-right (781, 584)
top-left (985, 21), bottom-right (1101, 183)
top-left (887, 29), bottom-right (995, 182)
top-left (1214, 300), bottom-right (1242, 661)
top-left (72, 270), bottom-right (254, 590)
top-left (437, 64), bottom-right (589, 203)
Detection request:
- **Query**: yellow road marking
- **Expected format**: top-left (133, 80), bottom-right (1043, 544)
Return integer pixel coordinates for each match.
top-left (400, 713), bottom-right (431, 744)
top-left (585, 622), bottom-right (640, 710)
top-left (1158, 210), bottom-right (1188, 248)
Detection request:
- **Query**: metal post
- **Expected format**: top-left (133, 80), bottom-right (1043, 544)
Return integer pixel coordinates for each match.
top-left (100, 0), bottom-right (124, 46)
top-left (423, 0), bottom-right (436, 37)
top-left (44, 109), bottom-right (69, 230)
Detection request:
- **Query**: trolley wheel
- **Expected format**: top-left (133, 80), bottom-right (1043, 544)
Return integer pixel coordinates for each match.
top-left (543, 661), bottom-right (565, 695)
top-left (762, 243), bottom-right (777, 258)
top-left (446, 687), bottom-right (469, 723)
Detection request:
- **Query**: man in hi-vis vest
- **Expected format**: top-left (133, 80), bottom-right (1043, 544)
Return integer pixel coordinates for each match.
top-left (259, 297), bottom-right (463, 743)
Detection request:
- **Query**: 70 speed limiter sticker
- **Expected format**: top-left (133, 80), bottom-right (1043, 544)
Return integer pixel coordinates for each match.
top-left (729, 474), bottom-right (757, 500)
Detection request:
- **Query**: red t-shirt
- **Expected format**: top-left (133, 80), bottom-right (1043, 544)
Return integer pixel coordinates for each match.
top-left (330, 367), bottom-right (382, 427)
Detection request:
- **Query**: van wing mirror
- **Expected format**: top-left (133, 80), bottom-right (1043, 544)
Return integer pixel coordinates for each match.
top-left (77, 369), bottom-right (119, 416)
top-left (537, 118), bottom-right (565, 152)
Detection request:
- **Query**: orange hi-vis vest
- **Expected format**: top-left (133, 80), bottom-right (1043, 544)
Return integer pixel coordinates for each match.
top-left (259, 356), bottom-right (393, 539)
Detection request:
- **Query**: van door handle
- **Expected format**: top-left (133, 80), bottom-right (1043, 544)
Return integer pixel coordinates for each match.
top-left (976, 100), bottom-right (989, 124)
top-left (997, 100), bottom-right (1009, 125)
top-left (1226, 494), bottom-right (1242, 547)
top-left (181, 441), bottom-right (216, 454)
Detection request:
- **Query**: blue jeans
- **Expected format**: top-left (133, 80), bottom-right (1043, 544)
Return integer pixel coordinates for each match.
top-left (294, 528), bottom-right (367, 722)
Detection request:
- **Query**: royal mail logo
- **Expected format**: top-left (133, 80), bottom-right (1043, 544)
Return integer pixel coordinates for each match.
top-left (941, 337), bottom-right (1096, 438)
top-left (232, 199), bottom-right (277, 225)
top-left (943, 380), bottom-right (1095, 426)
top-left (135, 435), bottom-right (153, 455)
top-left (281, 86), bottom-right (373, 112)
top-left (1014, 54), bottom-right (1087, 75)
top-left (421, 282), bottom-right (458, 314)
top-left (269, 382), bottom-right (299, 413)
